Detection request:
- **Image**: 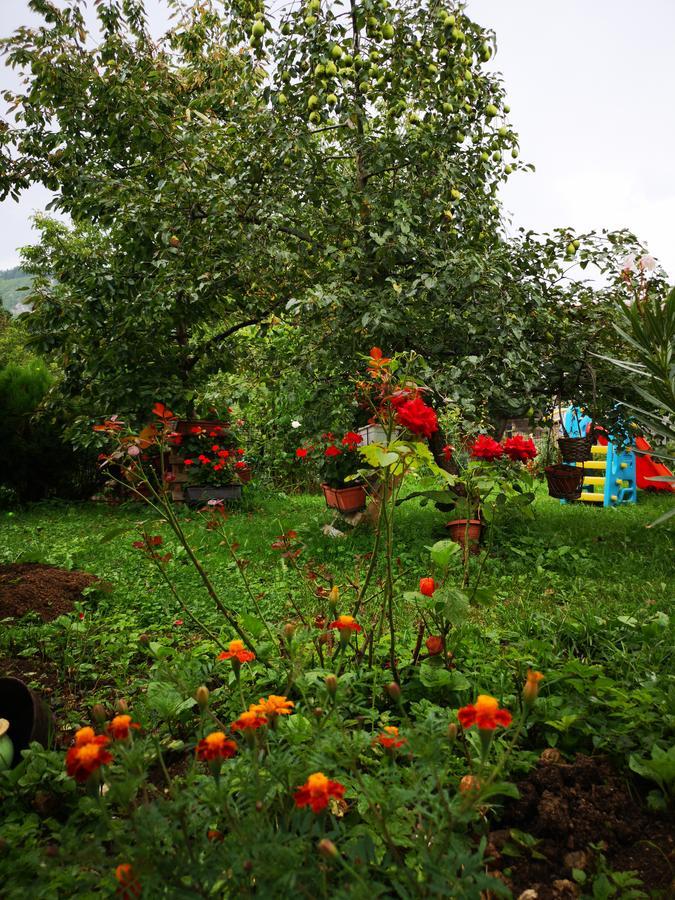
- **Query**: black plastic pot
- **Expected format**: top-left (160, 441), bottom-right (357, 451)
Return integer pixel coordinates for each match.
top-left (0, 676), bottom-right (54, 766)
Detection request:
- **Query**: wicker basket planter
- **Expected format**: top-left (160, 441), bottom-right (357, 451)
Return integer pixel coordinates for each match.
top-left (558, 434), bottom-right (594, 463)
top-left (545, 464), bottom-right (585, 500)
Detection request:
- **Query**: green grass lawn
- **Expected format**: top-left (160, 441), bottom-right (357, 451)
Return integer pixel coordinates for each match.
top-left (1, 486), bottom-right (673, 762)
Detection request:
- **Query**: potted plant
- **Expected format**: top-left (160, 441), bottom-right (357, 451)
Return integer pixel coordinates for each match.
top-left (402, 433), bottom-right (538, 551)
top-left (296, 431), bottom-right (369, 514)
top-left (171, 420), bottom-right (251, 504)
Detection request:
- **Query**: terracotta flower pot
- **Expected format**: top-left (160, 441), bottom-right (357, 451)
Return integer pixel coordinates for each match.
top-left (321, 483), bottom-right (367, 514)
top-left (236, 466), bottom-right (253, 484)
top-left (446, 518), bottom-right (482, 554)
top-left (0, 676), bottom-right (54, 767)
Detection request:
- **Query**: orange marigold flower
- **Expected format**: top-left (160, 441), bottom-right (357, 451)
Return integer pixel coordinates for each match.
top-left (74, 726), bottom-right (96, 747)
top-left (328, 615), bottom-right (362, 633)
top-left (419, 577), bottom-right (436, 597)
top-left (458, 695), bottom-right (512, 731)
top-left (196, 732), bottom-right (237, 762)
top-left (523, 669), bottom-right (544, 706)
top-left (293, 771), bottom-right (346, 813)
top-left (230, 710), bottom-right (268, 732)
top-left (66, 735), bottom-right (113, 782)
top-left (107, 715), bottom-right (141, 741)
top-left (249, 695), bottom-right (295, 717)
top-left (374, 725), bottom-right (407, 751)
top-left (425, 635), bottom-right (443, 655)
top-left (459, 774), bottom-right (482, 796)
top-left (217, 639), bottom-right (255, 664)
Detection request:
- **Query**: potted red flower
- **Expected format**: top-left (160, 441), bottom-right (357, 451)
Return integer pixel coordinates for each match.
top-left (170, 420), bottom-right (251, 503)
top-left (296, 431), bottom-right (369, 514)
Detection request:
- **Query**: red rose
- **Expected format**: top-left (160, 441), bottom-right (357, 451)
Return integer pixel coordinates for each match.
top-left (296, 448), bottom-right (309, 459)
top-left (503, 435), bottom-right (537, 462)
top-left (395, 396), bottom-right (438, 438)
top-left (469, 436), bottom-right (503, 461)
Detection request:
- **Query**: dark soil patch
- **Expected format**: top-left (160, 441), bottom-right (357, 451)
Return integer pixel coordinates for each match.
top-left (488, 753), bottom-right (674, 898)
top-left (0, 563), bottom-right (99, 621)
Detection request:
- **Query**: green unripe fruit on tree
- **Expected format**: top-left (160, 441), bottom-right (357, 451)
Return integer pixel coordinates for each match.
top-left (281, 22), bottom-right (291, 35)
top-left (442, 101), bottom-right (453, 114)
top-left (359, 80), bottom-right (369, 93)
top-left (377, 75), bottom-right (386, 87)
top-left (573, 239), bottom-right (580, 249)
top-left (368, 16), bottom-right (379, 28)
top-left (325, 61), bottom-right (337, 76)
top-left (251, 20), bottom-right (265, 39)
top-left (307, 94), bottom-right (319, 109)
top-left (444, 14), bottom-right (456, 26)
top-left (503, 104), bottom-right (510, 113)
top-left (439, 48), bottom-right (448, 59)
top-left (331, 44), bottom-right (342, 59)
top-left (511, 147), bottom-right (519, 159)
top-left (486, 103), bottom-right (498, 117)
top-left (414, 40), bottom-right (422, 50)
top-left (304, 14), bottom-right (317, 26)
top-left (481, 151), bottom-right (489, 162)
top-left (354, 55), bottom-right (365, 69)
top-left (309, 111), bottom-right (321, 124)
top-left (308, 0), bottom-right (321, 10)
top-left (492, 150), bottom-right (501, 161)
top-left (382, 23), bottom-right (394, 39)
top-left (451, 27), bottom-right (462, 40)
top-left (254, 11), bottom-right (263, 20)
top-left (428, 63), bottom-right (438, 75)
top-left (451, 188), bottom-right (461, 200)
top-left (481, 42), bottom-right (491, 60)
top-left (498, 126), bottom-right (508, 137)
top-left (314, 63), bottom-right (325, 77)
top-left (504, 164), bottom-right (513, 174)
top-left (455, 131), bottom-right (465, 142)
top-left (369, 50), bottom-right (381, 61)
top-left (566, 242), bottom-right (576, 256)
top-left (283, 156), bottom-right (292, 166)
top-left (278, 93), bottom-right (287, 105)
top-left (319, 79), bottom-right (328, 90)
top-left (464, 69), bottom-right (472, 81)
top-left (281, 70), bottom-right (291, 82)
top-left (463, 102), bottom-right (472, 113)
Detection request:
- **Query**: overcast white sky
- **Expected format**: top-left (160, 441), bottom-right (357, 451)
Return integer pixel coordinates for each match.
top-left (1, 0), bottom-right (674, 276)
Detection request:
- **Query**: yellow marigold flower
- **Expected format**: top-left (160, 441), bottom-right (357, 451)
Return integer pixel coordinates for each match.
top-left (250, 695), bottom-right (294, 717)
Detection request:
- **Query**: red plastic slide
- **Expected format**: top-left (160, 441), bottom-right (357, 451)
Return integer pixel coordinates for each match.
top-left (633, 436), bottom-right (675, 492)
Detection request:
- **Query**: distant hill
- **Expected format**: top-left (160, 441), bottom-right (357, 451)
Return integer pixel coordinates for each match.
top-left (0, 267), bottom-right (33, 312)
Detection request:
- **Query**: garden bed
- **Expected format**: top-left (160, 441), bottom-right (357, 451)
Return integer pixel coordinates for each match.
top-left (0, 563), bottom-right (99, 621)
top-left (488, 754), bottom-right (675, 897)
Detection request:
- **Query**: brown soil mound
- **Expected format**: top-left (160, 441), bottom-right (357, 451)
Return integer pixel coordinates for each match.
top-left (0, 563), bottom-right (99, 621)
top-left (488, 754), bottom-right (674, 898)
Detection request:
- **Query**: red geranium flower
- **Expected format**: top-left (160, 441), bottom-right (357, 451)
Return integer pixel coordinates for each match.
top-left (218, 639), bottom-right (255, 664)
top-left (235, 460), bottom-right (247, 470)
top-left (294, 771), bottom-right (346, 813)
top-left (469, 435), bottom-right (504, 461)
top-left (107, 714), bottom-right (141, 741)
top-left (442, 444), bottom-right (454, 462)
top-left (341, 431), bottom-right (363, 448)
top-left (419, 577), bottom-right (436, 597)
top-left (503, 435), bottom-right (537, 462)
top-left (395, 396), bottom-right (438, 438)
top-left (458, 695), bottom-right (512, 730)
top-left (324, 445), bottom-right (342, 458)
top-left (425, 635), bottom-right (443, 655)
top-left (296, 448), bottom-right (309, 459)
top-left (211, 444), bottom-right (220, 452)
top-left (196, 732), bottom-right (237, 762)
top-left (183, 458), bottom-right (194, 467)
top-left (65, 734), bottom-right (113, 782)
